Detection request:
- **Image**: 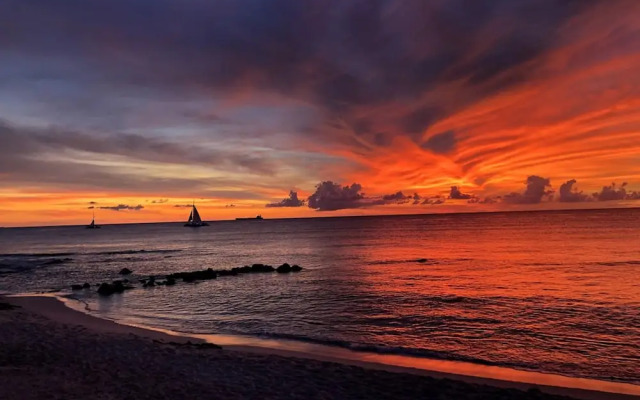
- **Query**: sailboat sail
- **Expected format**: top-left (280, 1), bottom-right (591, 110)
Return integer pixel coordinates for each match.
top-left (184, 202), bottom-right (208, 227)
top-left (192, 205), bottom-right (202, 223)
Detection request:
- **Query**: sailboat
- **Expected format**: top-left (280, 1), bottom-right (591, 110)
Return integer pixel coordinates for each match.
top-left (184, 202), bottom-right (209, 227)
top-left (86, 212), bottom-right (101, 229)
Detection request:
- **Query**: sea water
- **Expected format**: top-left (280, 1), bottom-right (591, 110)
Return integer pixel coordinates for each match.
top-left (1, 209), bottom-right (639, 384)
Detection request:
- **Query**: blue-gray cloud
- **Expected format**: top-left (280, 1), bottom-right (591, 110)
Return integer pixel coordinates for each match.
top-left (99, 204), bottom-right (144, 212)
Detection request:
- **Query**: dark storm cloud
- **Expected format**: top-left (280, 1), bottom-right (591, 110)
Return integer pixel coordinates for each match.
top-left (503, 176), bottom-right (553, 204)
top-left (401, 107), bottom-right (441, 137)
top-left (449, 186), bottom-right (472, 200)
top-left (422, 131), bottom-right (457, 154)
top-left (307, 182), bottom-right (420, 210)
top-left (558, 179), bottom-right (589, 202)
top-left (593, 182), bottom-right (628, 201)
top-left (99, 204), bottom-right (144, 211)
top-left (266, 191), bottom-right (305, 208)
top-left (307, 181), bottom-right (366, 211)
top-left (0, 0), bottom-right (592, 146)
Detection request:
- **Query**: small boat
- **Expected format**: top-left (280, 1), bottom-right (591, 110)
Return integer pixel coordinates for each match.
top-left (184, 203), bottom-right (209, 227)
top-left (235, 215), bottom-right (264, 221)
top-left (86, 213), bottom-right (101, 229)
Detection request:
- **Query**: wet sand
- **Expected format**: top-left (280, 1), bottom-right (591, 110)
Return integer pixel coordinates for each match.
top-left (0, 296), bottom-right (636, 400)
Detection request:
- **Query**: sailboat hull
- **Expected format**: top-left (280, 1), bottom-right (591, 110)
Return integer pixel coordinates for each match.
top-left (184, 222), bottom-right (209, 227)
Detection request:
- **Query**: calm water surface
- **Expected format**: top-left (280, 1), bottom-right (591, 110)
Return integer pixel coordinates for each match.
top-left (1, 209), bottom-right (639, 384)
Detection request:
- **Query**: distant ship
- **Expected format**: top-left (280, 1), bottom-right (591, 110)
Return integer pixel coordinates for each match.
top-left (184, 203), bottom-right (209, 227)
top-left (86, 213), bottom-right (101, 229)
top-left (235, 215), bottom-right (264, 221)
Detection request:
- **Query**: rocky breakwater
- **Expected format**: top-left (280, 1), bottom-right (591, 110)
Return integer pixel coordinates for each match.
top-left (70, 263), bottom-right (303, 296)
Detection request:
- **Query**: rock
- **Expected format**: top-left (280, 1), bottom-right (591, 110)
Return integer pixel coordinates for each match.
top-left (276, 263), bottom-right (292, 273)
top-left (71, 284), bottom-right (83, 290)
top-left (97, 280), bottom-right (133, 296)
top-left (82, 282), bottom-right (91, 289)
top-left (250, 263), bottom-right (275, 273)
top-left (165, 277), bottom-right (176, 286)
top-left (168, 268), bottom-right (217, 283)
top-left (291, 265), bottom-right (302, 272)
top-left (119, 268), bottom-right (133, 275)
top-left (144, 276), bottom-right (156, 286)
top-left (97, 282), bottom-right (116, 295)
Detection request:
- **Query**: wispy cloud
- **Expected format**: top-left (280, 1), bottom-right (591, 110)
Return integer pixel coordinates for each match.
top-left (99, 204), bottom-right (144, 212)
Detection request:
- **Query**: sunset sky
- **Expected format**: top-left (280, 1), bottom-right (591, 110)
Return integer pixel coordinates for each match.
top-left (1, 0), bottom-right (640, 226)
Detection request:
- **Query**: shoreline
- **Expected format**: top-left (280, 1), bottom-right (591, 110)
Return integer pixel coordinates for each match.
top-left (5, 294), bottom-right (640, 400)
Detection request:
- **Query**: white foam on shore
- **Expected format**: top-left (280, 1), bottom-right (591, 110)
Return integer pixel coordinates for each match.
top-left (11, 294), bottom-right (640, 400)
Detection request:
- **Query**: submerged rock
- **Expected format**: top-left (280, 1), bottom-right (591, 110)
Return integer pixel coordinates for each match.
top-left (82, 282), bottom-right (91, 289)
top-left (71, 284), bottom-right (83, 290)
top-left (119, 267), bottom-right (133, 275)
top-left (291, 265), bottom-right (302, 272)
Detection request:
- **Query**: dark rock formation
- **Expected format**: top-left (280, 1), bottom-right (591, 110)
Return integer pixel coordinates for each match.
top-left (276, 263), bottom-right (292, 273)
top-left (82, 282), bottom-right (91, 289)
top-left (97, 281), bottom-right (134, 296)
top-left (119, 268), bottom-right (133, 275)
top-left (143, 276), bottom-right (156, 288)
top-left (291, 265), bottom-right (302, 272)
top-left (71, 284), bottom-right (83, 290)
top-left (168, 268), bottom-right (217, 283)
top-left (250, 264), bottom-right (275, 273)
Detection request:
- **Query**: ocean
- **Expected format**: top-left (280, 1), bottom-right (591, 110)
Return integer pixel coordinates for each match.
top-left (1, 209), bottom-right (639, 385)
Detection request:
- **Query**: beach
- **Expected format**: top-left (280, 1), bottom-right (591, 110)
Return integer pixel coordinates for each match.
top-left (1, 296), bottom-right (636, 400)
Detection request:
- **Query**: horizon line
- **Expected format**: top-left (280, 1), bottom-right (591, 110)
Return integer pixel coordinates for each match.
top-left (2, 206), bottom-right (638, 230)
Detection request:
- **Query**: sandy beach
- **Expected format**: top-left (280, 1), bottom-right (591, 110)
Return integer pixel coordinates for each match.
top-left (1, 296), bottom-right (637, 400)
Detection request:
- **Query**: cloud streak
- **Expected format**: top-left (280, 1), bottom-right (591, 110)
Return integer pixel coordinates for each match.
top-left (99, 204), bottom-right (144, 212)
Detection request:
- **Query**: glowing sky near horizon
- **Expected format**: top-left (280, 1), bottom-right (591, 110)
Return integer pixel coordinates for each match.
top-left (1, 0), bottom-right (640, 226)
